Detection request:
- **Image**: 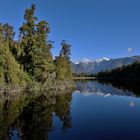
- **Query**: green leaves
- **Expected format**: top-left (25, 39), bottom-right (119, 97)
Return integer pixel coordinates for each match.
top-left (0, 4), bottom-right (72, 88)
top-left (60, 40), bottom-right (71, 59)
top-left (19, 4), bottom-right (57, 83)
top-left (0, 42), bottom-right (31, 86)
top-left (0, 23), bottom-right (15, 41)
top-left (55, 41), bottom-right (72, 80)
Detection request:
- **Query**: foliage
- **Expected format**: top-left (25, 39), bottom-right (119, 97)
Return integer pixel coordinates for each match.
top-left (0, 41), bottom-right (31, 86)
top-left (0, 4), bottom-right (72, 89)
top-left (97, 62), bottom-right (140, 80)
top-left (55, 41), bottom-right (72, 80)
top-left (60, 40), bottom-right (71, 60)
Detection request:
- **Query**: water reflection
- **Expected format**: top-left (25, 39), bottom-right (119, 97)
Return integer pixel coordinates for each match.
top-left (129, 101), bottom-right (135, 107)
top-left (0, 92), bottom-right (72, 140)
top-left (0, 80), bottom-right (140, 140)
top-left (76, 80), bottom-right (140, 97)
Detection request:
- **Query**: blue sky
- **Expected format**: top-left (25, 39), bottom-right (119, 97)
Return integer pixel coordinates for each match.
top-left (0, 0), bottom-right (140, 61)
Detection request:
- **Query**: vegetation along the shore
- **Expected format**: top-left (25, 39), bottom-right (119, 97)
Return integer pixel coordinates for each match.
top-left (0, 4), bottom-right (73, 92)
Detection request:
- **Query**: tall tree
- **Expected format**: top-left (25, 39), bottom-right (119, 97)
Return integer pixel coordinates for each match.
top-left (32, 21), bottom-right (55, 82)
top-left (19, 5), bottom-right (55, 83)
top-left (55, 41), bottom-right (72, 80)
top-left (0, 23), bottom-right (21, 60)
top-left (60, 40), bottom-right (71, 60)
top-left (0, 41), bottom-right (30, 86)
top-left (19, 4), bottom-right (37, 73)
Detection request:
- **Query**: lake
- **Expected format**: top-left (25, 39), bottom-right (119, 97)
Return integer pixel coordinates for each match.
top-left (0, 80), bottom-right (140, 140)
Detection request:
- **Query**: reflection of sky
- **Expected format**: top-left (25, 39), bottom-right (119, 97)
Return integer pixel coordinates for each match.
top-left (56, 91), bottom-right (140, 140)
top-left (75, 81), bottom-right (135, 97)
top-left (9, 128), bottom-right (20, 140)
top-left (50, 81), bottom-right (140, 140)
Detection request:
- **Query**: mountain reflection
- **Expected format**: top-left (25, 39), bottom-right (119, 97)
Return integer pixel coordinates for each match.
top-left (76, 80), bottom-right (140, 97)
top-left (0, 92), bottom-right (72, 140)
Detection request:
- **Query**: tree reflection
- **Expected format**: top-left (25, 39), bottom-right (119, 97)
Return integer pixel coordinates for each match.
top-left (0, 91), bottom-right (72, 140)
top-left (97, 79), bottom-right (140, 97)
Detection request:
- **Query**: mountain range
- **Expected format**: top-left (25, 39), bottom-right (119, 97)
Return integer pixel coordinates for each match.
top-left (71, 56), bottom-right (140, 74)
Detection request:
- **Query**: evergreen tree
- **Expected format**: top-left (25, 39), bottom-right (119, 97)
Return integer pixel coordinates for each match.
top-left (60, 40), bottom-right (71, 60)
top-left (0, 23), bottom-right (21, 60)
top-left (19, 4), bottom-right (37, 73)
top-left (0, 22), bottom-right (30, 86)
top-left (32, 21), bottom-right (55, 82)
top-left (55, 41), bottom-right (72, 80)
top-left (2, 23), bottom-right (15, 41)
top-left (19, 5), bottom-right (55, 83)
top-left (0, 41), bottom-right (30, 86)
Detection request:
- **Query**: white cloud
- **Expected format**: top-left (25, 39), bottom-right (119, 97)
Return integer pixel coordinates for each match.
top-left (128, 48), bottom-right (133, 53)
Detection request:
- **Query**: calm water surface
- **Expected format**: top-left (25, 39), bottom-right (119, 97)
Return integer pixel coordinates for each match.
top-left (0, 80), bottom-right (140, 140)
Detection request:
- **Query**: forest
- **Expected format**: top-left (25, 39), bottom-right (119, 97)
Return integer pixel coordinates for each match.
top-left (0, 4), bottom-right (73, 92)
top-left (96, 62), bottom-right (140, 81)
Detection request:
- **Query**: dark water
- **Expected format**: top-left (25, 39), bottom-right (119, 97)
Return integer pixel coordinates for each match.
top-left (0, 80), bottom-right (140, 140)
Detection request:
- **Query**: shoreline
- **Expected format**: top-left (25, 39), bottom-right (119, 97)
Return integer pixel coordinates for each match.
top-left (73, 77), bottom-right (96, 80)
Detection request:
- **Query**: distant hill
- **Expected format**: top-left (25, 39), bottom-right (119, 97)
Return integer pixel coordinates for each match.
top-left (71, 56), bottom-right (140, 74)
top-left (96, 62), bottom-right (140, 80)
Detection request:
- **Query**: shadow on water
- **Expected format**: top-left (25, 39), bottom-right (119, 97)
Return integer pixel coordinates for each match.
top-left (0, 80), bottom-right (140, 140)
top-left (0, 92), bottom-right (72, 140)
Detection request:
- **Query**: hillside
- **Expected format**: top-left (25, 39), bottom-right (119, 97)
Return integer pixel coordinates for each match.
top-left (96, 62), bottom-right (140, 80)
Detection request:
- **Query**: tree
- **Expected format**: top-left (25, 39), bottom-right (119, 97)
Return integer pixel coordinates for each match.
top-left (0, 23), bottom-right (15, 41)
top-left (2, 23), bottom-right (15, 41)
top-left (19, 4), bottom-right (37, 73)
top-left (33, 21), bottom-right (56, 82)
top-left (0, 23), bottom-right (21, 61)
top-left (0, 4), bottom-right (73, 88)
top-left (55, 41), bottom-right (72, 80)
top-left (19, 5), bottom-right (56, 83)
top-left (0, 41), bottom-right (30, 86)
top-left (60, 40), bottom-right (71, 60)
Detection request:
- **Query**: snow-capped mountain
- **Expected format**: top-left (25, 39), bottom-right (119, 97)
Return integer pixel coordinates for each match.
top-left (74, 57), bottom-right (109, 64)
top-left (74, 58), bottom-right (93, 64)
top-left (71, 56), bottom-right (140, 74)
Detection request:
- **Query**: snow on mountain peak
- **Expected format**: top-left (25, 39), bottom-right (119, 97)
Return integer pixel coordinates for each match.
top-left (74, 58), bottom-right (93, 64)
top-left (81, 58), bottom-right (93, 63)
top-left (96, 57), bottom-right (110, 63)
top-left (74, 57), bottom-right (110, 64)
top-left (102, 57), bottom-right (110, 61)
